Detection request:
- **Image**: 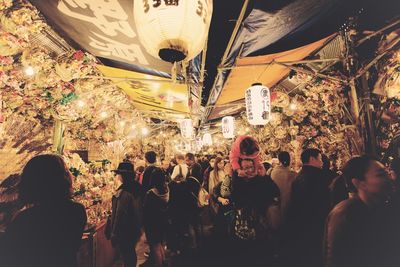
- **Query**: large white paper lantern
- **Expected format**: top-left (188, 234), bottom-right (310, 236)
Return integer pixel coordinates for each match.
top-left (179, 119), bottom-right (193, 139)
top-left (245, 83), bottom-right (271, 125)
top-left (222, 116), bottom-right (235, 138)
top-left (202, 133), bottom-right (212, 146)
top-left (134, 0), bottom-right (213, 62)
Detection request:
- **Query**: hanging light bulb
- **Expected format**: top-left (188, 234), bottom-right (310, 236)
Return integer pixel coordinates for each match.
top-left (141, 127), bottom-right (149, 136)
top-left (100, 111), bottom-right (108, 119)
top-left (180, 118), bottom-right (193, 139)
top-left (76, 100), bottom-right (85, 108)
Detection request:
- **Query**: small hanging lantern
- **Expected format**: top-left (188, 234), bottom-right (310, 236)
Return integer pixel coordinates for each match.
top-left (222, 116), bottom-right (235, 138)
top-left (202, 133), bottom-right (212, 146)
top-left (179, 119), bottom-right (193, 139)
top-left (245, 83), bottom-right (271, 125)
top-left (134, 0), bottom-right (213, 62)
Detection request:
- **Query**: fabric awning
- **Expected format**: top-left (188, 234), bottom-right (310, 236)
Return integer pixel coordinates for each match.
top-left (215, 34), bottom-right (335, 106)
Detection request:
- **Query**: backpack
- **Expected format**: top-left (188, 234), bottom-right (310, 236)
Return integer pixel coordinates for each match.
top-left (233, 207), bottom-right (269, 241)
top-left (188, 176), bottom-right (209, 208)
top-left (174, 165), bottom-right (186, 182)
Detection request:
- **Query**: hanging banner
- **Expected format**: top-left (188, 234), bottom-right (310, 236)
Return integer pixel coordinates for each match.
top-left (31, 0), bottom-right (173, 74)
top-left (97, 65), bottom-right (189, 118)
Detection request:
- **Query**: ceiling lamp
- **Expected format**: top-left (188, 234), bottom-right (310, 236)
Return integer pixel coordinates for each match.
top-left (245, 83), bottom-right (271, 125)
top-left (134, 0), bottom-right (213, 62)
top-left (222, 116), bottom-right (235, 138)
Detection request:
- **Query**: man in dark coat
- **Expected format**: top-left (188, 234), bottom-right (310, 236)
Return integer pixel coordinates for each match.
top-left (142, 151), bottom-right (157, 194)
top-left (285, 148), bottom-right (331, 267)
top-left (185, 153), bottom-right (203, 184)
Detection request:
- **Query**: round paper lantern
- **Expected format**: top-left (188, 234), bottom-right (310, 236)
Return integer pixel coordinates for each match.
top-left (134, 0), bottom-right (213, 62)
top-left (222, 116), bottom-right (235, 138)
top-left (179, 119), bottom-right (193, 139)
top-left (245, 83), bottom-right (271, 125)
top-left (202, 133), bottom-right (212, 146)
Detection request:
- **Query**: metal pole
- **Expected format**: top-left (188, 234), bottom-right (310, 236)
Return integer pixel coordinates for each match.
top-left (360, 74), bottom-right (377, 156)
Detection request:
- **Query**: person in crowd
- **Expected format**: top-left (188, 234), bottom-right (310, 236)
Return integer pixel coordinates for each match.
top-left (142, 151), bottom-right (158, 193)
top-left (228, 158), bottom-right (280, 266)
top-left (160, 159), bottom-right (172, 182)
top-left (221, 162), bottom-right (233, 199)
top-left (0, 174), bottom-right (22, 231)
top-left (324, 156), bottom-right (400, 267)
top-left (202, 156), bottom-right (215, 191)
top-left (322, 154), bottom-right (338, 185)
top-left (171, 154), bottom-right (188, 182)
top-left (229, 135), bottom-right (266, 177)
top-left (185, 153), bottom-right (203, 184)
top-left (167, 154), bottom-right (189, 255)
top-left (208, 157), bottom-right (225, 194)
top-left (270, 151), bottom-right (296, 224)
top-left (135, 166), bottom-right (145, 183)
top-left (110, 162), bottom-right (143, 267)
top-left (262, 161), bottom-right (272, 174)
top-left (285, 148), bottom-right (330, 267)
top-left (329, 174), bottom-right (350, 208)
top-left (142, 168), bottom-right (169, 267)
top-left (1, 154), bottom-right (87, 267)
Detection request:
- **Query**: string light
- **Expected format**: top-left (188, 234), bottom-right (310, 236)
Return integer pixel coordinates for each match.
top-left (141, 127), bottom-right (149, 136)
top-left (100, 111), bottom-right (108, 119)
top-left (76, 100), bottom-right (85, 108)
top-left (289, 103), bottom-right (297, 110)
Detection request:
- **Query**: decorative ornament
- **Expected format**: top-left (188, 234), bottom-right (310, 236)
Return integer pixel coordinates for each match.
top-left (222, 116), bottom-right (235, 138)
top-left (134, 0), bottom-right (213, 62)
top-left (245, 83), bottom-right (271, 125)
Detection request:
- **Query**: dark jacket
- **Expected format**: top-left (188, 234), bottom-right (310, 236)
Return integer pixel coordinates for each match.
top-left (1, 200), bottom-right (86, 267)
top-left (143, 189), bottom-right (169, 244)
top-left (142, 165), bottom-right (157, 194)
top-left (324, 196), bottom-right (400, 267)
top-left (110, 183), bottom-right (143, 247)
top-left (286, 165), bottom-right (331, 267)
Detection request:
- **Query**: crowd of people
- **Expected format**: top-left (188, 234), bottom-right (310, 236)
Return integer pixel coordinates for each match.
top-left (1, 135), bottom-right (400, 267)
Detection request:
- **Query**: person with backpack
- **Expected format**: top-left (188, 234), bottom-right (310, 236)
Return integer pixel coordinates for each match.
top-left (229, 158), bottom-right (281, 267)
top-left (109, 162), bottom-right (143, 267)
top-left (142, 151), bottom-right (158, 194)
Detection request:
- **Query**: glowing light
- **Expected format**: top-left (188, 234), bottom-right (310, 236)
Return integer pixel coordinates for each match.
top-left (76, 100), bottom-right (85, 108)
top-left (119, 121), bottom-right (126, 127)
top-left (100, 111), bottom-right (108, 119)
top-left (222, 116), bottom-right (235, 138)
top-left (245, 127), bottom-right (250, 132)
top-left (245, 83), bottom-right (271, 125)
top-left (289, 103), bottom-right (297, 110)
top-left (141, 127), bottom-right (149, 136)
top-left (24, 66), bottom-right (35, 76)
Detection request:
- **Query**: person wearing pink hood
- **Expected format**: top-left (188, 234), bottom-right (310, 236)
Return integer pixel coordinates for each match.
top-left (229, 135), bottom-right (266, 177)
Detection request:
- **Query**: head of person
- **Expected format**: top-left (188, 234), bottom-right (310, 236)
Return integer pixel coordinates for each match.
top-left (176, 154), bottom-right (185, 164)
top-left (145, 151), bottom-right (157, 165)
top-left (136, 166), bottom-right (145, 174)
top-left (239, 136), bottom-right (260, 156)
top-left (214, 157), bottom-right (225, 171)
top-left (149, 168), bottom-right (168, 194)
top-left (185, 153), bottom-right (195, 167)
top-left (301, 148), bottom-right (323, 169)
top-left (224, 162), bottom-right (233, 177)
top-left (19, 154), bottom-right (73, 205)
top-left (216, 151), bottom-right (224, 158)
top-left (342, 156), bottom-right (392, 201)
top-left (114, 162), bottom-right (136, 186)
top-left (278, 151), bottom-right (291, 167)
top-left (239, 158), bottom-right (257, 178)
top-left (209, 156), bottom-right (216, 168)
top-left (263, 161), bottom-right (272, 172)
top-left (321, 154), bottom-right (331, 171)
top-left (161, 159), bottom-right (170, 171)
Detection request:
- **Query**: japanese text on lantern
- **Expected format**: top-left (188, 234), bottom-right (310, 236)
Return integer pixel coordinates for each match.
top-left (58, 0), bottom-right (149, 65)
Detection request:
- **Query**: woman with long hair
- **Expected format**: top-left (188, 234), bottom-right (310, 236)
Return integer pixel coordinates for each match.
top-left (1, 154), bottom-right (87, 267)
top-left (143, 168), bottom-right (169, 267)
top-left (208, 157), bottom-right (225, 193)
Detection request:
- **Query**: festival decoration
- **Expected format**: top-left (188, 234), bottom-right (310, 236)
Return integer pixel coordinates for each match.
top-left (202, 132), bottom-right (213, 146)
top-left (180, 118), bottom-right (194, 139)
top-left (134, 0), bottom-right (213, 62)
top-left (245, 83), bottom-right (271, 125)
top-left (222, 116), bottom-right (235, 138)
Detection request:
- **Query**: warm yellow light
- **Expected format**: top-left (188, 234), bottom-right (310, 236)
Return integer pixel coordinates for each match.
top-left (24, 66), bottom-right (35, 76)
top-left (77, 100), bottom-right (85, 108)
top-left (100, 111), bottom-right (108, 118)
top-left (289, 103), bottom-right (297, 110)
top-left (141, 127), bottom-right (149, 136)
